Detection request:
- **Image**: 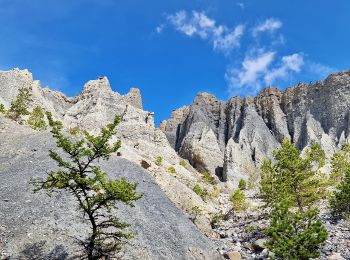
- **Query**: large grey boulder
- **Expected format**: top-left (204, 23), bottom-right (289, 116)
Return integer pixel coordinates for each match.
top-left (0, 116), bottom-right (222, 260)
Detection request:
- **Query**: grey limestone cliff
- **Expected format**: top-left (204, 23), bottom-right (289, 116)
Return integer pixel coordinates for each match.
top-left (161, 71), bottom-right (350, 185)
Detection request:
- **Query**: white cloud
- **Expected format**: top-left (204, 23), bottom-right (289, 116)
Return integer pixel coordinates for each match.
top-left (226, 51), bottom-right (304, 96)
top-left (264, 53), bottom-right (304, 84)
top-left (252, 18), bottom-right (282, 36)
top-left (307, 61), bottom-right (335, 78)
top-left (226, 50), bottom-right (275, 95)
top-left (166, 10), bottom-right (244, 53)
top-left (213, 25), bottom-right (244, 52)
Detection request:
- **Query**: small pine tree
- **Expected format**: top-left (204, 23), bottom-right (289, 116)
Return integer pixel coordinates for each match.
top-left (230, 188), bottom-right (248, 212)
top-left (265, 201), bottom-right (328, 260)
top-left (28, 106), bottom-right (47, 130)
top-left (31, 115), bottom-right (142, 259)
top-left (7, 86), bottom-right (32, 121)
top-left (330, 167), bottom-right (350, 218)
top-left (260, 139), bottom-right (327, 211)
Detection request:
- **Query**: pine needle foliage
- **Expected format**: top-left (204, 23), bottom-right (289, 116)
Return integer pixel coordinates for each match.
top-left (265, 201), bottom-right (328, 260)
top-left (260, 139), bottom-right (328, 259)
top-left (260, 139), bottom-right (327, 211)
top-left (31, 114), bottom-right (143, 259)
top-left (28, 106), bottom-right (47, 130)
top-left (330, 167), bottom-right (350, 218)
top-left (7, 86), bottom-right (32, 121)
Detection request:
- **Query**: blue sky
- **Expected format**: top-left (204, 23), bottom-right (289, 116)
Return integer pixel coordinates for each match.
top-left (0, 0), bottom-right (349, 124)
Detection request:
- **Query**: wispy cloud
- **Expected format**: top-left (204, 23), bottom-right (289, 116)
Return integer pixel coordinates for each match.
top-left (226, 50), bottom-right (275, 95)
top-left (264, 53), bottom-right (304, 84)
top-left (226, 51), bottom-right (304, 96)
top-left (307, 61), bottom-right (335, 79)
top-left (161, 11), bottom-right (333, 97)
top-left (237, 2), bottom-right (245, 9)
top-left (156, 24), bottom-right (165, 33)
top-left (252, 18), bottom-right (282, 36)
top-left (166, 10), bottom-right (244, 54)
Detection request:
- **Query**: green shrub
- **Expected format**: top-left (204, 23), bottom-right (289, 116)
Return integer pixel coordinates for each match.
top-left (155, 156), bottom-right (163, 166)
top-left (69, 126), bottom-right (81, 136)
top-left (190, 206), bottom-right (202, 222)
top-left (0, 103), bottom-right (5, 113)
top-left (27, 106), bottom-right (47, 131)
top-left (193, 184), bottom-right (209, 200)
top-left (244, 225), bottom-right (258, 232)
top-left (238, 178), bottom-right (247, 190)
top-left (201, 172), bottom-right (215, 184)
top-left (230, 189), bottom-right (248, 212)
top-left (180, 160), bottom-right (187, 168)
top-left (210, 212), bottom-right (224, 228)
top-left (167, 166), bottom-right (176, 174)
top-left (330, 167), bottom-right (350, 218)
top-left (265, 202), bottom-right (327, 260)
top-left (210, 186), bottom-right (220, 199)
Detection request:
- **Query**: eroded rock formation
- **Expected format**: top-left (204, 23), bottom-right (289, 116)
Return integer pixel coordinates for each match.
top-left (161, 71), bottom-right (350, 185)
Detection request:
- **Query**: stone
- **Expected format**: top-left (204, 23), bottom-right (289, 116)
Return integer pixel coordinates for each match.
top-left (252, 238), bottom-right (267, 252)
top-left (224, 251), bottom-right (241, 260)
top-left (328, 253), bottom-right (346, 260)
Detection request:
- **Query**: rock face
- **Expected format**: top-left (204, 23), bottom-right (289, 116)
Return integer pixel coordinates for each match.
top-left (0, 68), bottom-right (225, 256)
top-left (161, 71), bottom-right (350, 185)
top-left (0, 116), bottom-right (222, 260)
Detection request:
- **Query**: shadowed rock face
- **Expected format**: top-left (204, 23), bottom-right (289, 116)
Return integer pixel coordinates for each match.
top-left (161, 70), bottom-right (350, 185)
top-left (0, 116), bottom-right (222, 260)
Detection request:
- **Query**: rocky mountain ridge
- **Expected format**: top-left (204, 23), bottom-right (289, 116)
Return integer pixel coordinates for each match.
top-left (161, 70), bottom-right (350, 185)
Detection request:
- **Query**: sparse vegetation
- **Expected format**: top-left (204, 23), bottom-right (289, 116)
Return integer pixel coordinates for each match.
top-left (31, 115), bottom-right (143, 259)
top-left (238, 178), bottom-right (247, 190)
top-left (209, 186), bottom-right (220, 199)
top-left (193, 184), bottom-right (209, 200)
top-left (0, 103), bottom-right (5, 113)
top-left (210, 212), bottom-right (224, 228)
top-left (201, 172), bottom-right (215, 185)
top-left (180, 159), bottom-right (188, 169)
top-left (7, 86), bottom-right (32, 121)
top-left (27, 106), bottom-right (47, 130)
top-left (230, 188), bottom-right (248, 212)
top-left (69, 126), bottom-right (81, 136)
top-left (155, 156), bottom-right (163, 166)
top-left (167, 166), bottom-right (176, 174)
top-left (190, 206), bottom-right (202, 223)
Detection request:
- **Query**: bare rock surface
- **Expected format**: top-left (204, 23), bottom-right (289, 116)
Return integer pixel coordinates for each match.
top-left (161, 71), bottom-right (350, 185)
top-left (0, 116), bottom-right (222, 260)
top-left (0, 68), bottom-right (220, 237)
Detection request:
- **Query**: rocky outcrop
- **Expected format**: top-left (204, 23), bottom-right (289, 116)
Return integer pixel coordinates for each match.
top-left (0, 116), bottom-right (222, 259)
top-left (161, 71), bottom-right (350, 185)
top-left (0, 68), bottom-right (222, 241)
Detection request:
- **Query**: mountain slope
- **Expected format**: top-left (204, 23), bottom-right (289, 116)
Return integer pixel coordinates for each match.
top-left (0, 115), bottom-right (222, 259)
